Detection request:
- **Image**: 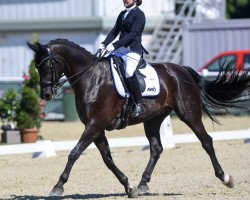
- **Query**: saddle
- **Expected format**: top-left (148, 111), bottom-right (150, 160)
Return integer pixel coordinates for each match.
top-left (113, 56), bottom-right (147, 93)
top-left (107, 55), bottom-right (160, 130)
top-left (111, 56), bottom-right (160, 97)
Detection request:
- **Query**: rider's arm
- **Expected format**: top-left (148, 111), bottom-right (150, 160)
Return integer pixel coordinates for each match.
top-left (113, 11), bottom-right (145, 49)
top-left (102, 11), bottom-right (124, 47)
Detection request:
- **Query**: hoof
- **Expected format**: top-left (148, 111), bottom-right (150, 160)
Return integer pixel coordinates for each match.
top-left (49, 187), bottom-right (64, 196)
top-left (137, 184), bottom-right (149, 195)
top-left (222, 175), bottom-right (234, 188)
top-left (128, 186), bottom-right (139, 198)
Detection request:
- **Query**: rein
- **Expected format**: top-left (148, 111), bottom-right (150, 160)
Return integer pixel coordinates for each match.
top-left (55, 57), bottom-right (103, 98)
top-left (38, 47), bottom-right (145, 98)
top-left (38, 47), bottom-right (104, 98)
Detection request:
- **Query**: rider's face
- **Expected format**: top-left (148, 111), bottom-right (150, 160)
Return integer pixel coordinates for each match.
top-left (123, 0), bottom-right (135, 8)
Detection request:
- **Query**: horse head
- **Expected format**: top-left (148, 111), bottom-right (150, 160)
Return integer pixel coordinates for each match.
top-left (27, 42), bottom-right (65, 100)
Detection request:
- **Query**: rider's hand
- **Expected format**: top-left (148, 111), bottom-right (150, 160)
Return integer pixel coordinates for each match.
top-left (96, 43), bottom-right (106, 57)
top-left (106, 44), bottom-right (115, 52)
top-left (99, 43), bottom-right (105, 50)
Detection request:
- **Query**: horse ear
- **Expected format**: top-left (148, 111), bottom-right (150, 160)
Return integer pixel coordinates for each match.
top-left (27, 42), bottom-right (39, 52)
top-left (37, 42), bottom-right (48, 52)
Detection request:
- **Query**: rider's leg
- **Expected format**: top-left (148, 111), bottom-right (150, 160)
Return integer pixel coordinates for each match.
top-left (126, 75), bottom-right (144, 116)
top-left (123, 52), bottom-right (144, 117)
top-left (112, 48), bottom-right (144, 116)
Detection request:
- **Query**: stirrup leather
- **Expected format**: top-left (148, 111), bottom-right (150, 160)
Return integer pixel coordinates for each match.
top-left (131, 103), bottom-right (144, 117)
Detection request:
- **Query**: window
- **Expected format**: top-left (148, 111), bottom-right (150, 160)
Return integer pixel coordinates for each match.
top-left (207, 55), bottom-right (236, 72)
top-left (243, 54), bottom-right (250, 70)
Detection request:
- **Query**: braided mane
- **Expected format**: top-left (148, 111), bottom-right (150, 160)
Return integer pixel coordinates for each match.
top-left (48, 38), bottom-right (94, 57)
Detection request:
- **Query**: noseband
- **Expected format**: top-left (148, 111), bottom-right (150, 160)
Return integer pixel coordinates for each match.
top-left (36, 48), bottom-right (60, 94)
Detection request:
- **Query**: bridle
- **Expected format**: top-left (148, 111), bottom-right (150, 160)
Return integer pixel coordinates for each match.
top-left (36, 47), bottom-right (104, 97)
top-left (36, 48), bottom-right (61, 95)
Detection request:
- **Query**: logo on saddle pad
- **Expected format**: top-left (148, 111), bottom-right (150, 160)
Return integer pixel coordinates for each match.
top-left (147, 87), bottom-right (156, 92)
top-left (109, 57), bottom-right (160, 98)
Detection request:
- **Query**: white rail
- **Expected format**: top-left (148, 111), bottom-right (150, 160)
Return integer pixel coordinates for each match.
top-left (0, 129), bottom-right (249, 157)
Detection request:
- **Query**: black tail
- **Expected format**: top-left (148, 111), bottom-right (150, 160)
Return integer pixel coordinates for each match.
top-left (183, 66), bottom-right (250, 123)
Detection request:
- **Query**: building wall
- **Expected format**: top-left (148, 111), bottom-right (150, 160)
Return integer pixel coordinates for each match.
top-left (0, 31), bottom-right (97, 81)
top-left (183, 19), bottom-right (250, 69)
top-left (0, 0), bottom-right (174, 82)
top-left (0, 0), bottom-right (96, 19)
top-left (196, 0), bottom-right (226, 20)
top-left (0, 0), bottom-right (174, 116)
top-left (0, 0), bottom-right (173, 20)
top-left (100, 0), bottom-right (174, 17)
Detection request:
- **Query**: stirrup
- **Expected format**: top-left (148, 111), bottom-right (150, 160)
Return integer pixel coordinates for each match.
top-left (131, 103), bottom-right (144, 117)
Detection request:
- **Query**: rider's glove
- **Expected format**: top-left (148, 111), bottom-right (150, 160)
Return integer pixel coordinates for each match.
top-left (96, 43), bottom-right (115, 58)
top-left (106, 44), bottom-right (115, 52)
top-left (96, 43), bottom-right (106, 57)
top-left (98, 43), bottom-right (105, 51)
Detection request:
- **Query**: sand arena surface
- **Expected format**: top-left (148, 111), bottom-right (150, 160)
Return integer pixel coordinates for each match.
top-left (0, 115), bottom-right (249, 199)
top-left (0, 140), bottom-right (249, 199)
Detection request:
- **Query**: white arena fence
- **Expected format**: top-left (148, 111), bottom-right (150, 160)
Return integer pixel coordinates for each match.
top-left (0, 116), bottom-right (249, 158)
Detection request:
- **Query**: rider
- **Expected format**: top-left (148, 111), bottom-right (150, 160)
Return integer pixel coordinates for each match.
top-left (98, 0), bottom-right (145, 117)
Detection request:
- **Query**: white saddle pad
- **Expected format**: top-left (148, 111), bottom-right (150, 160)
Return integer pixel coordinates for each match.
top-left (110, 57), bottom-right (160, 98)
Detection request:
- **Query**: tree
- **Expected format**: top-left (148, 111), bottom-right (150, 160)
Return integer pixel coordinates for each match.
top-left (15, 59), bottom-right (41, 130)
top-left (227, 0), bottom-right (250, 19)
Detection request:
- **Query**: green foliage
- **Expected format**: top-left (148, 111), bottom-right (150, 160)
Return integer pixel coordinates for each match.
top-left (0, 89), bottom-right (19, 123)
top-left (15, 111), bottom-right (34, 129)
top-left (226, 0), bottom-right (250, 19)
top-left (20, 87), bottom-right (40, 116)
top-left (15, 57), bottom-right (42, 130)
top-left (25, 60), bottom-right (40, 95)
top-left (0, 39), bottom-right (41, 132)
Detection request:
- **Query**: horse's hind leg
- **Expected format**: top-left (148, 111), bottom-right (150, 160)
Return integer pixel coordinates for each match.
top-left (192, 121), bottom-right (234, 187)
top-left (137, 115), bottom-right (165, 195)
top-left (94, 133), bottom-right (138, 198)
top-left (175, 106), bottom-right (234, 188)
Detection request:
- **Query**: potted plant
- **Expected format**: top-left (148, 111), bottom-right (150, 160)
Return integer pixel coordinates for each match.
top-left (0, 89), bottom-right (21, 143)
top-left (15, 59), bottom-right (42, 143)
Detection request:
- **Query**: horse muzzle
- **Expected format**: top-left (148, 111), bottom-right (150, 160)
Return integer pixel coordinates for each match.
top-left (39, 80), bottom-right (57, 100)
top-left (40, 87), bottom-right (54, 100)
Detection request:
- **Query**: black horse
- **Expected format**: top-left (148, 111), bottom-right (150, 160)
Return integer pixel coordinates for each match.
top-left (28, 39), bottom-right (250, 198)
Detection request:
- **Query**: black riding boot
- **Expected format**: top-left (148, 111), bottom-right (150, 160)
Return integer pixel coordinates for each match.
top-left (127, 76), bottom-right (144, 117)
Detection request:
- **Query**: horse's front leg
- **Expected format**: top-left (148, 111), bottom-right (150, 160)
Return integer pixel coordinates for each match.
top-left (49, 121), bottom-right (102, 196)
top-left (94, 133), bottom-right (138, 198)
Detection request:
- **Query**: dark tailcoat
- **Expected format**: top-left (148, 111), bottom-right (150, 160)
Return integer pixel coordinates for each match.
top-left (102, 6), bottom-right (146, 55)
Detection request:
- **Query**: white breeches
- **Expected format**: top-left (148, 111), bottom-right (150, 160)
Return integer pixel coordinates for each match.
top-left (111, 47), bottom-right (141, 78)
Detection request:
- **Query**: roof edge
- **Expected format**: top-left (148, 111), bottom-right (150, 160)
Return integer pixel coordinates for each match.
top-left (0, 16), bottom-right (161, 33)
top-left (0, 17), bottom-right (103, 32)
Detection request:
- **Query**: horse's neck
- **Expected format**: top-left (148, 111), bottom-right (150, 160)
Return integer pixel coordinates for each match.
top-left (59, 46), bottom-right (96, 80)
